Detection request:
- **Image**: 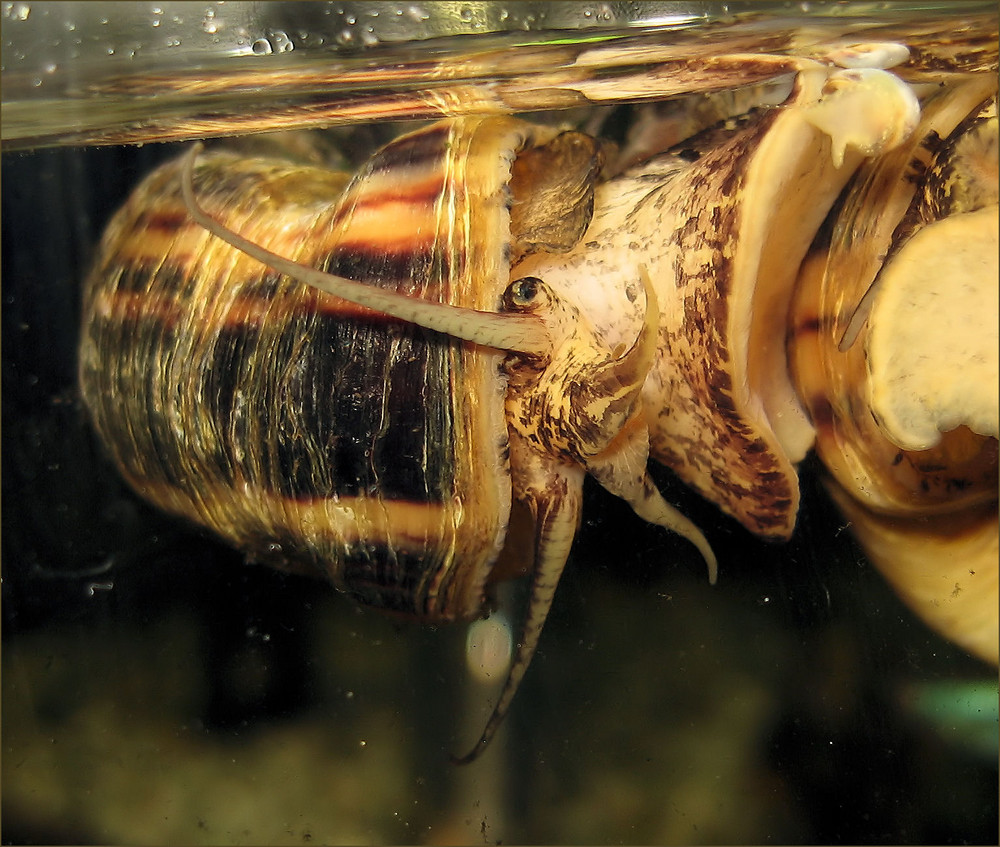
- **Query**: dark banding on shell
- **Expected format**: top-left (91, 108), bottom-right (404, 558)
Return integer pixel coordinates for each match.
top-left (79, 118), bottom-right (601, 621)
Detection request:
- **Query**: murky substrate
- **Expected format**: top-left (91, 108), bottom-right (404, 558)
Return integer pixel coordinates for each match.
top-left (3, 489), bottom-right (995, 844)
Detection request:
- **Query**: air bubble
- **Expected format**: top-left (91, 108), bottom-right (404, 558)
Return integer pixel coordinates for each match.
top-left (270, 30), bottom-right (293, 52)
top-left (252, 37), bottom-right (273, 55)
top-left (8, 3), bottom-right (30, 21)
top-left (202, 9), bottom-right (218, 34)
top-left (593, 3), bottom-right (614, 22)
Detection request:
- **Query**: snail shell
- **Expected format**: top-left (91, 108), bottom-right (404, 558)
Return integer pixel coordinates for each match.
top-left (80, 118), bottom-right (603, 622)
top-left (789, 79), bottom-right (999, 664)
top-left (82, 115), bottom-right (697, 761)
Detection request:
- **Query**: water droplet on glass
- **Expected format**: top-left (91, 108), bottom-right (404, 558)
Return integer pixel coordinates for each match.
top-left (270, 30), bottom-right (293, 52)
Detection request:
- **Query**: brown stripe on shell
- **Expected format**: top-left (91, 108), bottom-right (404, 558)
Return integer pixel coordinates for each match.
top-left (114, 472), bottom-right (484, 619)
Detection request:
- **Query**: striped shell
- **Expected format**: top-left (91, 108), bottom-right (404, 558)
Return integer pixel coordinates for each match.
top-left (80, 118), bottom-right (602, 623)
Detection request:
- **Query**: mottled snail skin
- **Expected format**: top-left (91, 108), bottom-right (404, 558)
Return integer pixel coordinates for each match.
top-left (511, 64), bottom-right (921, 542)
top-left (788, 78), bottom-right (999, 664)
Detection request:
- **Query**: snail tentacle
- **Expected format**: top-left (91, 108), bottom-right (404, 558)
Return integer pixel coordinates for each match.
top-left (181, 142), bottom-right (554, 358)
top-left (452, 449), bottom-right (585, 766)
top-left (587, 416), bottom-right (718, 585)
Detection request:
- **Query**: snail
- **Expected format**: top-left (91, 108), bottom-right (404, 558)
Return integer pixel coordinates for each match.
top-left (789, 81), bottom-right (999, 665)
top-left (79, 53), bottom-right (997, 764)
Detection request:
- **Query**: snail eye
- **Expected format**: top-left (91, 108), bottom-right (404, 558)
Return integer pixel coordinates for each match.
top-left (504, 276), bottom-right (544, 311)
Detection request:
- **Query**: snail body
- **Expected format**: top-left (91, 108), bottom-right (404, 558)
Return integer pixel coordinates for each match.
top-left (80, 55), bottom-right (997, 761)
top-left (511, 64), bottom-right (921, 539)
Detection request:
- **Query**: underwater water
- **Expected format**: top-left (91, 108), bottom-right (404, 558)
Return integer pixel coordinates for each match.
top-left (3, 3), bottom-right (997, 844)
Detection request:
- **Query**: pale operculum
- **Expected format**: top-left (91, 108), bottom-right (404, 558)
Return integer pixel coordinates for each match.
top-left (789, 81), bottom-right (999, 664)
top-left (512, 60), bottom-right (922, 544)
